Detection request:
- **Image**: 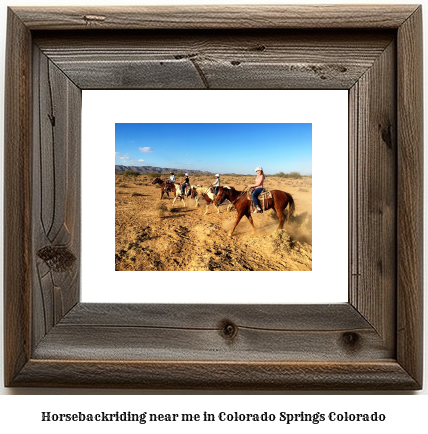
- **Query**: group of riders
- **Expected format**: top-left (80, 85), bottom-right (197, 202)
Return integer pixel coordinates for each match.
top-left (166, 166), bottom-right (266, 213)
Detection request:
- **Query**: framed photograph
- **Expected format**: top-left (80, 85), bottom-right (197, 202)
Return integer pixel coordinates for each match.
top-left (4, 5), bottom-right (423, 389)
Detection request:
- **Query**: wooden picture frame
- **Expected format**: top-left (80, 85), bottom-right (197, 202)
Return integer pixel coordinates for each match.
top-left (4, 5), bottom-right (423, 390)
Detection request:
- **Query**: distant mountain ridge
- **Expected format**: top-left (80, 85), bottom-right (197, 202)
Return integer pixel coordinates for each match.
top-left (115, 165), bottom-right (213, 175)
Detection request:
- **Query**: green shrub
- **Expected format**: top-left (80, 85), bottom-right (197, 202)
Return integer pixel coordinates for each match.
top-left (274, 171), bottom-right (302, 179)
top-left (123, 170), bottom-right (140, 178)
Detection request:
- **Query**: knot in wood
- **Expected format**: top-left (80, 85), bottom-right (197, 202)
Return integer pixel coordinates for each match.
top-left (83, 15), bottom-right (106, 23)
top-left (219, 320), bottom-right (238, 340)
top-left (378, 122), bottom-right (393, 149)
top-left (254, 45), bottom-right (266, 51)
top-left (37, 245), bottom-right (76, 272)
top-left (341, 332), bottom-right (361, 350)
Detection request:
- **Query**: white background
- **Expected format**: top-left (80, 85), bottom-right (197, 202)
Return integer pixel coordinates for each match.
top-left (0, 0), bottom-right (427, 430)
top-left (82, 89), bottom-right (348, 304)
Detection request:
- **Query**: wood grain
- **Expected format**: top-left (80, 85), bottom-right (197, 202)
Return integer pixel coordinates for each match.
top-left (32, 46), bottom-right (81, 348)
top-left (349, 39), bottom-right (396, 351)
top-left (32, 304), bottom-right (391, 362)
top-left (4, 8), bottom-right (32, 388)
top-left (35, 31), bottom-right (393, 90)
top-left (396, 6), bottom-right (424, 386)
top-left (12, 361), bottom-right (419, 390)
top-left (3, 5), bottom-right (423, 390)
top-left (12, 5), bottom-right (419, 30)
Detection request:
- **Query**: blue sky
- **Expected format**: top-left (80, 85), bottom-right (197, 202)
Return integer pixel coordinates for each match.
top-left (115, 123), bottom-right (311, 175)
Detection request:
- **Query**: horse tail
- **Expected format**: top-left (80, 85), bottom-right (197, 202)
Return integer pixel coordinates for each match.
top-left (286, 192), bottom-right (295, 221)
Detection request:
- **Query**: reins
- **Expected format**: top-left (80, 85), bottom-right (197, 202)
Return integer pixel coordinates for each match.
top-left (231, 187), bottom-right (248, 204)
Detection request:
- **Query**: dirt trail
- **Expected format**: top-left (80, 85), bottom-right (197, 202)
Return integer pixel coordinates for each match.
top-left (115, 175), bottom-right (312, 271)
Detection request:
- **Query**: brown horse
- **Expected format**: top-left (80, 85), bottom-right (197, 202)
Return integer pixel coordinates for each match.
top-left (151, 177), bottom-right (187, 206)
top-left (214, 186), bottom-right (295, 237)
top-left (151, 177), bottom-right (171, 199)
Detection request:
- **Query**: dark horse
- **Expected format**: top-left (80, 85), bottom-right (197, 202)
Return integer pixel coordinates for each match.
top-left (151, 177), bottom-right (173, 200)
top-left (214, 186), bottom-right (295, 237)
top-left (151, 177), bottom-right (189, 205)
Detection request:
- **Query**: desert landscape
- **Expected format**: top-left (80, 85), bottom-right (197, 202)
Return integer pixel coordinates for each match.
top-left (115, 173), bottom-right (312, 271)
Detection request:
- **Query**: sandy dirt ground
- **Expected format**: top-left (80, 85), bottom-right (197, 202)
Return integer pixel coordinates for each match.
top-left (115, 175), bottom-right (312, 271)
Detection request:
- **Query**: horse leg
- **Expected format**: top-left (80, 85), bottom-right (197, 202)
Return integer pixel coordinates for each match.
top-left (246, 213), bottom-right (256, 234)
top-left (204, 204), bottom-right (208, 215)
top-left (164, 187), bottom-right (170, 199)
top-left (229, 212), bottom-right (244, 237)
top-left (182, 196), bottom-right (186, 207)
top-left (275, 205), bottom-right (285, 229)
top-left (216, 204), bottom-right (220, 213)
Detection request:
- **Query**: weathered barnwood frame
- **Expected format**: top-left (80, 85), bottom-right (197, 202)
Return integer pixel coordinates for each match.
top-left (4, 5), bottom-right (423, 389)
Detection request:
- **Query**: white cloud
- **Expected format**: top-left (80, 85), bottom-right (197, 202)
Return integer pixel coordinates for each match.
top-left (139, 147), bottom-right (154, 153)
top-left (119, 156), bottom-right (130, 160)
top-left (138, 159), bottom-right (145, 162)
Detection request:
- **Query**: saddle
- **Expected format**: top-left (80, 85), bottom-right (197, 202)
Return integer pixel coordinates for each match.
top-left (247, 188), bottom-right (272, 212)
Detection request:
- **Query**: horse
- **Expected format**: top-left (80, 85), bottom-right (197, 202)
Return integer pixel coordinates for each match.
top-left (151, 177), bottom-right (187, 207)
top-left (214, 186), bottom-right (295, 237)
top-left (191, 185), bottom-right (233, 215)
top-left (151, 177), bottom-right (171, 199)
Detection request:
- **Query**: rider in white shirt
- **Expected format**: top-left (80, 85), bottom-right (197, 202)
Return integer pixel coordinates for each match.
top-left (213, 174), bottom-right (220, 195)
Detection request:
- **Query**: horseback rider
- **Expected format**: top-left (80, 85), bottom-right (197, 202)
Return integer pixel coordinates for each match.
top-left (166, 171), bottom-right (175, 192)
top-left (213, 174), bottom-right (221, 195)
top-left (181, 173), bottom-right (190, 195)
top-left (247, 166), bottom-right (265, 213)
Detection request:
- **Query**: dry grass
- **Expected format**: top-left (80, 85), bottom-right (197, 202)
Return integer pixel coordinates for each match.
top-left (153, 201), bottom-right (168, 218)
top-left (270, 229), bottom-right (294, 253)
